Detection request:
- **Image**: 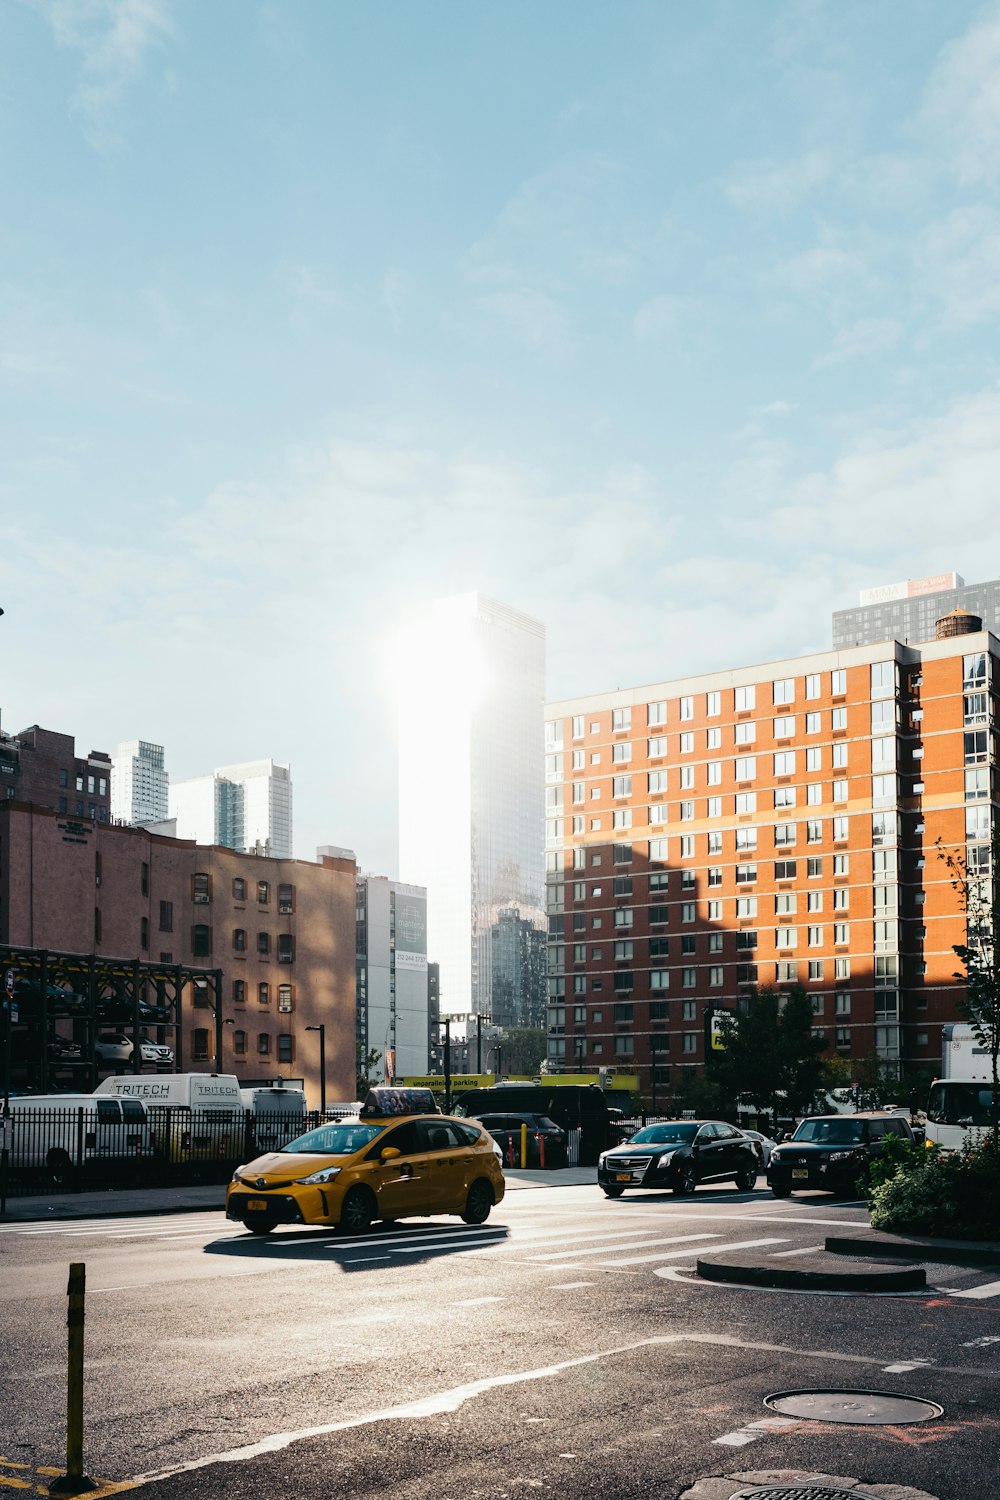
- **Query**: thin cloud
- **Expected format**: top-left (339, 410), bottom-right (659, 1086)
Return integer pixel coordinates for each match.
top-left (922, 1), bottom-right (1000, 185)
top-left (30, 0), bottom-right (174, 139)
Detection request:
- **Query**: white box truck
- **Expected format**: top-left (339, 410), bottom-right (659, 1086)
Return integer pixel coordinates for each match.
top-left (6, 1093), bottom-right (151, 1185)
top-left (95, 1072), bottom-right (244, 1162)
top-left (240, 1084), bottom-right (307, 1153)
top-left (925, 1024), bottom-right (998, 1151)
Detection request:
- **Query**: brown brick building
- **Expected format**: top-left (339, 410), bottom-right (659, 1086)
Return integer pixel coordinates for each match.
top-left (544, 628), bottom-right (992, 1100)
top-left (0, 724), bottom-right (111, 823)
top-left (0, 799), bottom-right (357, 1105)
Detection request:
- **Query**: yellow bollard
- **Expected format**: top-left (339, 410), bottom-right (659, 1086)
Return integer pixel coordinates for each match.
top-left (520, 1121), bottom-right (528, 1169)
top-left (49, 1263), bottom-right (97, 1494)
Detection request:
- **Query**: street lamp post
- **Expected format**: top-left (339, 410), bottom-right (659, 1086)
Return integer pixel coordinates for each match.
top-left (442, 1018), bottom-right (451, 1113)
top-left (305, 1025), bottom-right (326, 1116)
top-left (476, 1013), bottom-right (483, 1074)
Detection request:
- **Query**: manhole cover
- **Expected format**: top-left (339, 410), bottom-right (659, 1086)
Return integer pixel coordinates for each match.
top-left (729, 1489), bottom-right (879, 1500)
top-left (763, 1388), bottom-right (944, 1425)
top-left (729, 1488), bottom-right (878, 1500)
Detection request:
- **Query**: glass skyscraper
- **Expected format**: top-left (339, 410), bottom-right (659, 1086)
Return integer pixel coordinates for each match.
top-left (398, 593), bottom-right (546, 1029)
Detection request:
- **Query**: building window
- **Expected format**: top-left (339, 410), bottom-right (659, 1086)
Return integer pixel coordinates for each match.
top-left (233, 877), bottom-right (247, 901)
top-left (159, 900), bottom-right (173, 932)
top-left (258, 1033), bottom-right (270, 1056)
top-left (614, 1036), bottom-right (634, 1056)
top-left (59, 768), bottom-right (69, 788)
top-left (682, 1033), bottom-right (698, 1053)
top-left (258, 932), bottom-right (271, 956)
top-left (774, 715), bottom-right (795, 739)
top-left (277, 984), bottom-right (293, 1012)
top-left (192, 872), bottom-right (211, 905)
top-left (612, 743), bottom-right (632, 764)
top-left (141, 862), bottom-right (149, 896)
top-left (193, 1028), bottom-right (209, 1060)
top-left (831, 668), bottom-right (847, 696)
top-left (278, 1034), bottom-right (294, 1064)
top-left (650, 970), bottom-right (669, 991)
top-left (735, 755), bottom-right (756, 780)
top-left (734, 685), bottom-right (755, 712)
top-left (258, 982), bottom-right (269, 1005)
top-left (736, 863), bottom-right (757, 885)
top-left (192, 924), bottom-right (211, 957)
top-left (233, 979), bottom-right (246, 1004)
top-left (233, 1029), bottom-right (247, 1055)
top-left (682, 968), bottom-right (696, 988)
top-left (140, 917), bottom-right (148, 951)
top-left (773, 677), bottom-right (795, 705)
top-left (831, 707), bottom-right (847, 731)
top-left (234, 928), bottom-right (246, 952)
top-left (735, 722), bottom-right (756, 745)
top-left (257, 880), bottom-right (270, 904)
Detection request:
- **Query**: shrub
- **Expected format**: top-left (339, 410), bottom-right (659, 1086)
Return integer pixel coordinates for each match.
top-left (868, 1138), bottom-right (1000, 1240)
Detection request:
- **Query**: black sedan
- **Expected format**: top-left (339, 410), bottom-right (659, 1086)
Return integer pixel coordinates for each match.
top-left (598, 1119), bottom-right (758, 1197)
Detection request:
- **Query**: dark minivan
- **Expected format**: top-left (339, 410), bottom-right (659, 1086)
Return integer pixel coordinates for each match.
top-left (767, 1111), bottom-right (915, 1197)
top-left (452, 1085), bottom-right (613, 1165)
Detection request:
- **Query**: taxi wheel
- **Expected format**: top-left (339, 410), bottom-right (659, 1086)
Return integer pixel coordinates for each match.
top-left (340, 1187), bottom-right (375, 1234)
top-left (461, 1179), bottom-right (494, 1224)
top-left (245, 1214), bottom-right (276, 1236)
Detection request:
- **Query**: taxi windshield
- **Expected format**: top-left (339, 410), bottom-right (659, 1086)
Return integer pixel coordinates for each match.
top-left (627, 1123), bottom-right (698, 1145)
top-left (280, 1123), bottom-right (382, 1155)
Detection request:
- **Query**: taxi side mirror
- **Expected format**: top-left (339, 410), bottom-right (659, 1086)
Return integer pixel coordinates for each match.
top-left (380, 1146), bottom-right (402, 1162)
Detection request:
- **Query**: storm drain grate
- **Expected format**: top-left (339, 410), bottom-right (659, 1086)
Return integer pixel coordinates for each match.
top-left (762, 1388), bottom-right (943, 1425)
top-left (729, 1489), bottom-right (878, 1500)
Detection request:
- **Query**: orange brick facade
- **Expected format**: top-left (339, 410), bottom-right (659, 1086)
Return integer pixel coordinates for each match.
top-left (544, 632), bottom-right (993, 1099)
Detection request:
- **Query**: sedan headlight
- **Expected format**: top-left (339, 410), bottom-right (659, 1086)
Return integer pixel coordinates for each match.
top-left (657, 1151), bottom-right (676, 1168)
top-left (598, 1154), bottom-right (607, 1169)
top-left (295, 1166), bottom-right (342, 1185)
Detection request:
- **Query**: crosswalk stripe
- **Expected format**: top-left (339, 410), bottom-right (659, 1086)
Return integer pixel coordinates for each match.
top-left (528, 1232), bottom-right (720, 1263)
top-left (594, 1236), bottom-right (789, 1268)
top-left (951, 1279), bottom-right (1000, 1300)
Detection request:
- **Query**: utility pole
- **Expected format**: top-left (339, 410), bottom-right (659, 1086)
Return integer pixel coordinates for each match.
top-left (443, 1018), bottom-right (451, 1113)
top-left (476, 1013), bottom-right (482, 1074)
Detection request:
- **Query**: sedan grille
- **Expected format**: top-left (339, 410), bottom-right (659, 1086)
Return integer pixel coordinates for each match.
top-left (613, 1155), bottom-right (654, 1170)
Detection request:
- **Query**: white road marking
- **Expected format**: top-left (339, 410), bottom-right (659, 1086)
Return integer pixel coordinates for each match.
top-left (714, 1415), bottom-right (799, 1447)
top-left (348, 1256), bottom-right (391, 1264)
top-left (883, 1360), bottom-right (933, 1373)
top-left (453, 1297), bottom-right (504, 1307)
top-left (597, 1236), bottom-right (789, 1269)
top-left (528, 1233), bottom-right (720, 1263)
top-left (951, 1279), bottom-right (1000, 1300)
top-left (962, 1336), bottom-right (1000, 1348)
top-left (550, 1282), bottom-right (594, 1289)
top-left (768, 1244), bottom-right (825, 1257)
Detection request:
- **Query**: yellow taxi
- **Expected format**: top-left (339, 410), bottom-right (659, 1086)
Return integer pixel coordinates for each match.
top-left (226, 1087), bottom-right (505, 1235)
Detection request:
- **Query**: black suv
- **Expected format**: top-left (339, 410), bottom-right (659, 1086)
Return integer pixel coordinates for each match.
top-left (598, 1119), bottom-right (759, 1197)
top-left (767, 1112), bottom-right (915, 1197)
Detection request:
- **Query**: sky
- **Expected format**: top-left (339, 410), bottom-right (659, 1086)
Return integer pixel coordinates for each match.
top-left (3, 0), bottom-right (1000, 875)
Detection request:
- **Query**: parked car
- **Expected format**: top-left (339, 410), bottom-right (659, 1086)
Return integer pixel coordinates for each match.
top-left (97, 996), bottom-right (170, 1025)
top-left (475, 1112), bottom-right (568, 1168)
top-left (598, 1119), bottom-right (759, 1197)
top-left (741, 1128), bottom-right (777, 1168)
top-left (139, 1039), bottom-right (174, 1064)
top-left (11, 978), bottom-right (87, 1016)
top-left (94, 1034), bottom-right (166, 1065)
top-left (47, 1037), bottom-right (83, 1063)
top-left (766, 1112), bottom-right (916, 1197)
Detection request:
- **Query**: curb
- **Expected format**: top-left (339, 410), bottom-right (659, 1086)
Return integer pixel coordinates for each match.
top-left (696, 1256), bottom-right (927, 1292)
top-left (826, 1234), bottom-right (1000, 1268)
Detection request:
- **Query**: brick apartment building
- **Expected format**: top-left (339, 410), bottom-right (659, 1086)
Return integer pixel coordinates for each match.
top-left (543, 624), bottom-right (994, 1101)
top-left (0, 723), bottom-right (112, 823)
top-left (0, 798), bottom-right (357, 1105)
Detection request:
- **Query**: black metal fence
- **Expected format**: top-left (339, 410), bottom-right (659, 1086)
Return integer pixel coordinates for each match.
top-left (1, 1106), bottom-right (329, 1198)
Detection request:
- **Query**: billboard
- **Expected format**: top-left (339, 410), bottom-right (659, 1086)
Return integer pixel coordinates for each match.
top-left (394, 889), bottom-right (427, 973)
top-left (859, 572), bottom-right (963, 607)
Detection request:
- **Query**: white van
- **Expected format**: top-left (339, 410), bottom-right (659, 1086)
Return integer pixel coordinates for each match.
top-left (94, 1072), bottom-right (244, 1162)
top-left (240, 1085), bottom-right (307, 1152)
top-left (6, 1093), bottom-right (151, 1185)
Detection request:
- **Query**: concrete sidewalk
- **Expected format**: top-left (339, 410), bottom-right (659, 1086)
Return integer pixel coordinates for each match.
top-left (0, 1165), bottom-right (597, 1223)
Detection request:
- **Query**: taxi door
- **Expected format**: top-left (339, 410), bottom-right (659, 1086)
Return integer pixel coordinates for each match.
top-left (416, 1119), bottom-right (475, 1212)
top-left (364, 1122), bottom-right (438, 1219)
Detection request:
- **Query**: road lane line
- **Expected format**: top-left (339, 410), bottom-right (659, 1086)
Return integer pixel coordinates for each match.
top-left (768, 1244), bottom-right (825, 1257)
top-left (597, 1236), bottom-right (788, 1268)
top-left (952, 1279), bottom-right (1000, 1300)
top-left (528, 1233), bottom-right (720, 1262)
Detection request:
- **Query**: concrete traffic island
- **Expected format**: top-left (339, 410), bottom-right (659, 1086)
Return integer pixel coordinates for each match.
top-left (696, 1249), bottom-right (927, 1293)
top-left (825, 1232), bottom-right (1000, 1267)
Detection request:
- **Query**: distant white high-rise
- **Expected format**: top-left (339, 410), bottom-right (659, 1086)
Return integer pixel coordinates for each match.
top-left (398, 593), bottom-right (546, 1030)
top-left (110, 740), bottom-right (169, 826)
top-left (169, 760), bottom-right (292, 857)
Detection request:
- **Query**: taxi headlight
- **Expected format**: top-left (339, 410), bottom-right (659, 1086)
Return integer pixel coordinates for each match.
top-left (232, 1166), bottom-right (247, 1183)
top-left (657, 1151), bottom-right (676, 1168)
top-left (295, 1166), bottom-right (342, 1185)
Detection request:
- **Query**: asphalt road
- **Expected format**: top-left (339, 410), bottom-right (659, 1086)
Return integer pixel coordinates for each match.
top-left (1, 1184), bottom-right (998, 1499)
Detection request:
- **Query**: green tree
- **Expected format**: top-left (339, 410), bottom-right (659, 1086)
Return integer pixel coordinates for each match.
top-left (938, 834), bottom-right (1000, 1152)
top-left (713, 986), bottom-right (826, 1121)
top-left (500, 1027), bottom-right (546, 1075)
top-left (355, 1045), bottom-right (382, 1099)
